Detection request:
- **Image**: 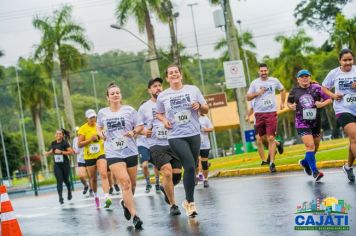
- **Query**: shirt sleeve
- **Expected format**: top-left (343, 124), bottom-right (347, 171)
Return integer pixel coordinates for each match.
top-left (156, 95), bottom-right (165, 114)
top-left (247, 80), bottom-right (256, 94)
top-left (287, 89), bottom-right (295, 103)
top-left (322, 70), bottom-right (335, 89)
top-left (206, 117), bottom-right (213, 128)
top-left (77, 126), bottom-right (85, 136)
top-left (96, 109), bottom-right (104, 128)
top-left (320, 86), bottom-right (331, 100)
top-left (63, 141), bottom-right (70, 150)
top-left (194, 86), bottom-right (207, 105)
top-left (132, 108), bottom-right (143, 127)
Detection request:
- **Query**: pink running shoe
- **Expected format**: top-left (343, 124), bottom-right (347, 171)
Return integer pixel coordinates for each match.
top-left (95, 197), bottom-right (100, 208)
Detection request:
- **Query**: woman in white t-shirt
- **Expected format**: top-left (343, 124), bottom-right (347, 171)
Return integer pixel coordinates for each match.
top-left (156, 64), bottom-right (208, 217)
top-left (322, 48), bottom-right (356, 182)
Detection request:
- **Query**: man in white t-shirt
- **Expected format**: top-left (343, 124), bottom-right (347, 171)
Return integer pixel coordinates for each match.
top-left (246, 63), bottom-right (286, 173)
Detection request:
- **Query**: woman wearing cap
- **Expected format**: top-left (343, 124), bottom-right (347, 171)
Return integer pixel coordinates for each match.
top-left (156, 64), bottom-right (208, 217)
top-left (287, 69), bottom-right (332, 182)
top-left (97, 82), bottom-right (144, 229)
top-left (78, 109), bottom-right (111, 208)
top-left (322, 49), bottom-right (356, 182)
top-left (45, 129), bottom-right (74, 204)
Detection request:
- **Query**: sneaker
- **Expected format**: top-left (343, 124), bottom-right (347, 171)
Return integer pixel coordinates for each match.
top-left (277, 142), bottom-right (284, 154)
top-left (299, 159), bottom-right (312, 176)
top-left (114, 184), bottom-right (120, 193)
top-left (269, 163), bottom-right (277, 173)
top-left (342, 165), bottom-right (355, 182)
top-left (67, 191), bottom-right (72, 201)
top-left (104, 198), bottom-right (112, 209)
top-left (159, 185), bottom-right (170, 205)
top-left (261, 161), bottom-right (269, 165)
top-left (313, 171), bottom-right (324, 182)
top-left (203, 180), bottom-right (209, 188)
top-left (145, 184), bottom-right (152, 193)
top-left (120, 199), bottom-right (131, 220)
top-left (133, 215), bottom-right (143, 229)
top-left (170, 205), bottom-right (181, 216)
top-left (83, 185), bottom-right (89, 195)
top-left (59, 197), bottom-right (64, 205)
top-left (89, 189), bottom-right (94, 197)
top-left (109, 187), bottom-right (114, 195)
top-left (198, 173), bottom-right (204, 181)
top-left (95, 197), bottom-right (100, 208)
top-left (182, 200), bottom-right (198, 217)
top-left (266, 154), bottom-right (271, 164)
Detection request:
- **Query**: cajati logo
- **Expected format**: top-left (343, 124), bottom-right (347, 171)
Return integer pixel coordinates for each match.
top-left (294, 197), bottom-right (351, 231)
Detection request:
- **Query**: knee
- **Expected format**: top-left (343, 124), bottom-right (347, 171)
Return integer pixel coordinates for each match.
top-left (172, 173), bottom-right (182, 186)
top-left (142, 161), bottom-right (148, 169)
top-left (267, 136), bottom-right (275, 143)
top-left (120, 179), bottom-right (132, 192)
top-left (305, 143), bottom-right (315, 151)
top-left (162, 168), bottom-right (172, 179)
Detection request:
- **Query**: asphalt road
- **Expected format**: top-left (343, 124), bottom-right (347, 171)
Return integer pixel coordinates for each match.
top-left (11, 168), bottom-right (356, 236)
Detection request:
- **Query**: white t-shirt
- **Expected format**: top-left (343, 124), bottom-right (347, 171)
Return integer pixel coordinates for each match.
top-left (156, 85), bottom-right (207, 139)
top-left (247, 77), bottom-right (284, 113)
top-left (199, 116), bottom-right (213, 150)
top-left (322, 65), bottom-right (356, 115)
top-left (97, 105), bottom-right (142, 159)
top-left (138, 99), bottom-right (169, 147)
top-left (72, 137), bottom-right (85, 164)
top-left (136, 135), bottom-right (148, 148)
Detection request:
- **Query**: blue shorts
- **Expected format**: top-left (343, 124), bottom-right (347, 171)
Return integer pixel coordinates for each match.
top-left (138, 146), bottom-right (151, 163)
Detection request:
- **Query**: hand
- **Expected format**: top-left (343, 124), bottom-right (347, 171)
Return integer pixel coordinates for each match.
top-left (315, 101), bottom-right (323, 108)
top-left (351, 82), bottom-right (356, 89)
top-left (91, 135), bottom-right (99, 142)
top-left (54, 149), bottom-right (62, 154)
top-left (163, 119), bottom-right (172, 129)
top-left (144, 129), bottom-right (152, 138)
top-left (333, 93), bottom-right (343, 101)
top-left (98, 131), bottom-right (106, 141)
top-left (257, 87), bottom-right (267, 96)
top-left (288, 103), bottom-right (297, 111)
top-left (280, 103), bottom-right (285, 110)
top-left (191, 101), bottom-right (200, 111)
top-left (124, 130), bottom-right (136, 138)
top-left (245, 115), bottom-right (249, 122)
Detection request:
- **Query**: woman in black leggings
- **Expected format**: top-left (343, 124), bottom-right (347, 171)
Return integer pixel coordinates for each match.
top-left (45, 129), bottom-right (73, 204)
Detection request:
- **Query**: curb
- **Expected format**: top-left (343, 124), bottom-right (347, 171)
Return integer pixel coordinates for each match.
top-left (212, 160), bottom-right (346, 178)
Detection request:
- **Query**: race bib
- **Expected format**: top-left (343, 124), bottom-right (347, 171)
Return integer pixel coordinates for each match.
top-left (89, 143), bottom-right (100, 154)
top-left (302, 108), bottom-right (317, 120)
top-left (54, 154), bottom-right (64, 163)
top-left (261, 98), bottom-right (273, 108)
top-left (156, 127), bottom-right (167, 139)
top-left (112, 136), bottom-right (127, 150)
top-left (174, 110), bottom-right (191, 125)
top-left (343, 94), bottom-right (356, 106)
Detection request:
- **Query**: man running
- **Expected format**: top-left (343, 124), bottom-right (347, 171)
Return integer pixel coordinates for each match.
top-left (198, 113), bottom-right (213, 187)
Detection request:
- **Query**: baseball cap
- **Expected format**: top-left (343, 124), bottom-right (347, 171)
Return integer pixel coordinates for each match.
top-left (85, 109), bottom-right (97, 119)
top-left (147, 77), bottom-right (163, 88)
top-left (296, 69), bottom-right (311, 78)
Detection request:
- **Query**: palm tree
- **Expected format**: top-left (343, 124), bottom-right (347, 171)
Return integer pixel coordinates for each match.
top-left (332, 14), bottom-right (356, 52)
top-left (116, 0), bottom-right (161, 78)
top-left (33, 5), bottom-right (91, 131)
top-left (17, 58), bottom-right (52, 174)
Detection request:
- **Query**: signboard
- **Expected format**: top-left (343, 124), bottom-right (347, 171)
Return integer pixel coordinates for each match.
top-left (204, 93), bottom-right (227, 108)
top-left (244, 129), bottom-right (256, 142)
top-left (223, 60), bottom-right (246, 89)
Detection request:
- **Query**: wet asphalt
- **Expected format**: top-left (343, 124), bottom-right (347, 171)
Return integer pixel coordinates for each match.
top-left (11, 168), bottom-right (356, 236)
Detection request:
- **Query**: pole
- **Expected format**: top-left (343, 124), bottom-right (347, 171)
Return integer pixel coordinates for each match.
top-left (237, 20), bottom-right (251, 85)
top-left (0, 119), bottom-right (11, 185)
top-left (90, 71), bottom-right (99, 112)
top-left (51, 77), bottom-right (61, 129)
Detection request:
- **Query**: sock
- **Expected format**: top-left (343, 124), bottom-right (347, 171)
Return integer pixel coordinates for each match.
top-left (155, 176), bottom-right (160, 185)
top-left (145, 177), bottom-right (150, 185)
top-left (345, 165), bottom-right (351, 170)
top-left (104, 193), bottom-right (109, 200)
top-left (305, 151), bottom-right (317, 173)
top-left (94, 192), bottom-right (98, 197)
top-left (270, 162), bottom-right (274, 166)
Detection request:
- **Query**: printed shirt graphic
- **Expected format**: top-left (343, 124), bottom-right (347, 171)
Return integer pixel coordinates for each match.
top-left (322, 65), bottom-right (356, 115)
top-left (78, 123), bottom-right (105, 160)
top-left (199, 116), bottom-right (213, 150)
top-left (288, 83), bottom-right (330, 128)
top-left (97, 105), bottom-right (142, 159)
top-left (138, 99), bottom-right (168, 147)
top-left (156, 85), bottom-right (207, 139)
top-left (72, 137), bottom-right (85, 164)
top-left (247, 77), bottom-right (284, 113)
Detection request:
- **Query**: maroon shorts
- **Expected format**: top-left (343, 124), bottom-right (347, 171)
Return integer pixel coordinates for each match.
top-left (254, 112), bottom-right (277, 137)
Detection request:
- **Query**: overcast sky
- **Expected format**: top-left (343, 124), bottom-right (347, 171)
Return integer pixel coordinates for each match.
top-left (0, 0), bottom-right (355, 66)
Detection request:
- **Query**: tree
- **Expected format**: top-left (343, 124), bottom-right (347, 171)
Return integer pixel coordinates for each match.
top-left (0, 50), bottom-right (4, 80)
top-left (331, 14), bottom-right (356, 52)
top-left (0, 132), bottom-right (22, 177)
top-left (294, 0), bottom-right (352, 32)
top-left (116, 0), bottom-right (161, 78)
top-left (33, 5), bottom-right (91, 131)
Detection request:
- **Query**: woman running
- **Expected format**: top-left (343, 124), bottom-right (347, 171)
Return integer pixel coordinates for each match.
top-left (156, 64), bottom-right (208, 217)
top-left (288, 69), bottom-right (332, 182)
top-left (198, 113), bottom-right (213, 188)
top-left (45, 129), bottom-right (73, 204)
top-left (322, 49), bottom-right (356, 182)
top-left (97, 82), bottom-right (143, 229)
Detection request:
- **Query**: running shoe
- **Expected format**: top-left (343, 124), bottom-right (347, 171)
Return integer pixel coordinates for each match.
top-left (203, 180), bottom-right (209, 188)
top-left (299, 159), bottom-right (312, 176)
top-left (133, 215), bottom-right (143, 229)
top-left (277, 141), bottom-right (284, 154)
top-left (198, 173), bottom-right (204, 181)
top-left (95, 197), bottom-right (100, 208)
top-left (83, 185), bottom-right (89, 195)
top-left (159, 185), bottom-right (170, 205)
top-left (114, 184), bottom-right (120, 193)
top-left (261, 161), bottom-right (269, 165)
top-left (313, 171), bottom-right (324, 182)
top-left (109, 187), bottom-right (114, 195)
top-left (89, 189), bottom-right (94, 197)
top-left (269, 163), bottom-right (277, 173)
top-left (170, 205), bottom-right (181, 216)
top-left (342, 165), bottom-right (355, 182)
top-left (182, 200), bottom-right (198, 217)
top-left (59, 197), bottom-right (64, 205)
top-left (104, 198), bottom-right (112, 209)
top-left (155, 184), bottom-right (160, 193)
top-left (67, 191), bottom-right (72, 201)
top-left (120, 199), bottom-right (131, 220)
top-left (145, 184), bottom-right (152, 193)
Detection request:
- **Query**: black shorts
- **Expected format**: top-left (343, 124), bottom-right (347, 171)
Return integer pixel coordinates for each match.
top-left (106, 155), bottom-right (138, 168)
top-left (150, 145), bottom-right (182, 170)
top-left (337, 113), bottom-right (356, 128)
top-left (85, 154), bottom-right (106, 166)
top-left (78, 162), bottom-right (86, 167)
top-left (200, 149), bottom-right (210, 158)
top-left (297, 127), bottom-right (321, 137)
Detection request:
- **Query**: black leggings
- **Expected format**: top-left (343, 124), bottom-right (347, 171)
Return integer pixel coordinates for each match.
top-left (54, 163), bottom-right (71, 199)
top-left (169, 134), bottom-right (200, 202)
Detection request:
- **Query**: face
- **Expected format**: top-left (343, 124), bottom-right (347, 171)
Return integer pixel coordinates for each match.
top-left (297, 75), bottom-right (311, 87)
top-left (149, 81), bottom-right (162, 98)
top-left (87, 116), bottom-right (97, 125)
top-left (55, 130), bottom-right (64, 140)
top-left (107, 87), bottom-right (122, 104)
top-left (258, 67), bottom-right (269, 79)
top-left (339, 53), bottom-right (354, 72)
top-left (166, 66), bottom-right (182, 85)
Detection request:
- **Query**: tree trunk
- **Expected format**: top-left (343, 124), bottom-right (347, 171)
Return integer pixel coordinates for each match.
top-left (60, 61), bottom-right (76, 131)
top-left (168, 16), bottom-right (180, 65)
top-left (144, 10), bottom-right (160, 79)
top-left (34, 108), bottom-right (48, 174)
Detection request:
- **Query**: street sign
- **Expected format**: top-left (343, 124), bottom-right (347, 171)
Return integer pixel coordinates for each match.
top-left (204, 92), bottom-right (227, 108)
top-left (223, 60), bottom-right (246, 89)
top-left (244, 129), bottom-right (256, 142)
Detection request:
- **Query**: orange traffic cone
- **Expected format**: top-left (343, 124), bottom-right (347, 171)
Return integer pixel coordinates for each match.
top-left (0, 185), bottom-right (22, 236)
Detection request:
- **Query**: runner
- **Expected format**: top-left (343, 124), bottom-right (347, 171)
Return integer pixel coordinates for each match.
top-left (156, 65), bottom-right (208, 217)
top-left (322, 49), bottom-right (356, 182)
top-left (246, 63), bottom-right (286, 172)
top-left (97, 82), bottom-right (143, 229)
top-left (44, 129), bottom-right (73, 204)
top-left (138, 77), bottom-right (182, 216)
top-left (198, 113), bottom-right (213, 188)
top-left (288, 69), bottom-right (332, 182)
top-left (78, 109), bottom-right (112, 208)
